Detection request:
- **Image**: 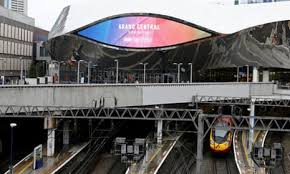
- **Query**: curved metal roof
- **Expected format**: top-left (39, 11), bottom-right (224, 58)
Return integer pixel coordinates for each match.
top-left (49, 0), bottom-right (290, 40)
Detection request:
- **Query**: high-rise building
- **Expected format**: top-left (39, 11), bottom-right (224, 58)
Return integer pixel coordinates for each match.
top-left (0, 0), bottom-right (4, 7)
top-left (2, 0), bottom-right (27, 16)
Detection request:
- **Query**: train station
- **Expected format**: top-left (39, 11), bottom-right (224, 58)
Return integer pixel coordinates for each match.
top-left (2, 0), bottom-right (290, 174)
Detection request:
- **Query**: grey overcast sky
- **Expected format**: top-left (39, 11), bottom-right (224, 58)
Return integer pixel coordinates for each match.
top-left (28, 0), bottom-right (78, 31)
top-left (27, 0), bottom-right (226, 31)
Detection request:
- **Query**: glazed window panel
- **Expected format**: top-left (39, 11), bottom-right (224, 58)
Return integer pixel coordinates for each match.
top-left (11, 26), bottom-right (15, 39)
top-left (15, 58), bottom-right (20, 71)
top-left (4, 24), bottom-right (8, 37)
top-left (0, 57), bottom-right (3, 70)
top-left (3, 41), bottom-right (7, 54)
top-left (30, 31), bottom-right (33, 42)
top-left (24, 30), bottom-right (27, 42)
top-left (0, 23), bottom-right (4, 37)
top-left (0, 40), bottom-right (3, 53)
top-left (17, 28), bottom-right (21, 40)
top-left (14, 43), bottom-right (18, 55)
top-left (18, 43), bottom-right (21, 55)
top-left (7, 41), bottom-right (11, 54)
top-left (21, 28), bottom-right (24, 40)
top-left (29, 45), bottom-right (33, 56)
top-left (8, 25), bottom-right (11, 38)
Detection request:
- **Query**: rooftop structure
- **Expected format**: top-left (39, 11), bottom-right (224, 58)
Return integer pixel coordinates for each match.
top-left (1, 0), bottom-right (28, 15)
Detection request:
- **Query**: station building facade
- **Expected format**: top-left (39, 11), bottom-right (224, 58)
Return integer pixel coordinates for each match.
top-left (47, 0), bottom-right (290, 84)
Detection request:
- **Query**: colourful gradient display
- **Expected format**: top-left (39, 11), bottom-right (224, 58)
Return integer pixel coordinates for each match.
top-left (78, 16), bottom-right (211, 49)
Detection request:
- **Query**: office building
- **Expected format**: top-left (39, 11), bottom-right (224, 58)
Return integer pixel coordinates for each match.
top-left (0, 5), bottom-right (34, 83)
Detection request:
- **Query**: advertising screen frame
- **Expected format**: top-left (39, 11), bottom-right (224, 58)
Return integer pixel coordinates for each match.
top-left (74, 13), bottom-right (218, 51)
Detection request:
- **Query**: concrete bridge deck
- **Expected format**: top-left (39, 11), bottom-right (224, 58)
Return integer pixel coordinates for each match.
top-left (0, 82), bottom-right (285, 108)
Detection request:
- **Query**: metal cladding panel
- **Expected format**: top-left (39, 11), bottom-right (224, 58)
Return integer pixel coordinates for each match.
top-left (49, 0), bottom-right (290, 40)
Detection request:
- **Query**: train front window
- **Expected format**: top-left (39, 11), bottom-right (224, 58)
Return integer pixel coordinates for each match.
top-left (214, 123), bottom-right (229, 143)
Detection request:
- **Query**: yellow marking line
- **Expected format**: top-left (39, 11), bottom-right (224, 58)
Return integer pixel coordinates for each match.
top-left (242, 130), bottom-right (249, 161)
top-left (18, 160), bottom-right (33, 174)
top-left (253, 130), bottom-right (261, 144)
top-left (148, 146), bottom-right (162, 164)
top-left (242, 130), bottom-right (261, 162)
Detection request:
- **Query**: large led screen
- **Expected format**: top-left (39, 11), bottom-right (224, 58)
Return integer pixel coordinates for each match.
top-left (77, 16), bottom-right (212, 49)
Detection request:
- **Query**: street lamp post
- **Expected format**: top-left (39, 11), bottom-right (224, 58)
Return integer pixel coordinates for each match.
top-left (87, 61), bottom-right (91, 84)
top-left (140, 63), bottom-right (148, 83)
top-left (77, 60), bottom-right (84, 84)
top-left (173, 63), bottom-right (183, 83)
top-left (188, 63), bottom-right (193, 83)
top-left (9, 123), bottom-right (17, 174)
top-left (236, 66), bottom-right (239, 82)
top-left (20, 57), bottom-right (23, 82)
top-left (52, 61), bottom-right (65, 83)
top-left (115, 59), bottom-right (119, 83)
top-left (246, 65), bottom-right (249, 82)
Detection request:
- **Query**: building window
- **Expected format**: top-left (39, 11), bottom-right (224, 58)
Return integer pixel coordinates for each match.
top-left (11, 26), bottom-right (15, 39)
top-left (10, 42), bottom-right (13, 54)
top-left (15, 27), bottom-right (19, 40)
top-left (0, 23), bottom-right (4, 37)
top-left (14, 42), bottom-right (18, 55)
top-left (20, 28), bottom-right (23, 41)
top-left (8, 25), bottom-right (11, 38)
top-left (0, 40), bottom-right (3, 53)
top-left (7, 41), bottom-right (11, 54)
top-left (4, 24), bottom-right (8, 37)
top-left (3, 41), bottom-right (7, 54)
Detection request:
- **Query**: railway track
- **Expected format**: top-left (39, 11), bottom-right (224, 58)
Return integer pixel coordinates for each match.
top-left (264, 132), bottom-right (287, 174)
top-left (212, 159), bottom-right (229, 174)
top-left (212, 158), bottom-right (238, 174)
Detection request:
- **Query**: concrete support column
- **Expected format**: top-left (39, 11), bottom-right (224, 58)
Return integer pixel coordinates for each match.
top-left (253, 66), bottom-right (259, 83)
top-left (47, 129), bottom-right (55, 157)
top-left (262, 70), bottom-right (270, 82)
top-left (248, 102), bottom-right (255, 154)
top-left (157, 120), bottom-right (163, 145)
top-left (44, 117), bottom-right (56, 157)
top-left (196, 113), bottom-right (204, 174)
top-left (63, 121), bottom-right (70, 147)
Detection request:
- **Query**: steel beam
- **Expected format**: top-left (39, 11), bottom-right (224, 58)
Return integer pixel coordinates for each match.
top-left (2, 105), bottom-right (290, 132)
top-left (196, 112), bottom-right (204, 174)
top-left (193, 95), bottom-right (290, 107)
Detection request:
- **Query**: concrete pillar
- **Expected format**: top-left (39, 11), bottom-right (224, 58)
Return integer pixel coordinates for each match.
top-left (157, 120), bottom-right (163, 145)
top-left (63, 121), bottom-right (70, 147)
top-left (262, 70), bottom-right (270, 82)
top-left (249, 68), bottom-right (258, 154)
top-left (248, 102), bottom-right (255, 154)
top-left (47, 129), bottom-right (55, 157)
top-left (253, 67), bottom-right (259, 83)
top-left (44, 117), bottom-right (56, 157)
top-left (196, 113), bottom-right (204, 174)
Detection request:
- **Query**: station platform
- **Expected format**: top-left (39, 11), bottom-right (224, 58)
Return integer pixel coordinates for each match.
top-left (126, 134), bottom-right (181, 174)
top-left (5, 143), bottom-right (87, 174)
top-left (234, 130), bottom-right (266, 174)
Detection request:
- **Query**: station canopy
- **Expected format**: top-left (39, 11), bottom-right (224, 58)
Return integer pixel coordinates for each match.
top-left (48, 0), bottom-right (290, 69)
